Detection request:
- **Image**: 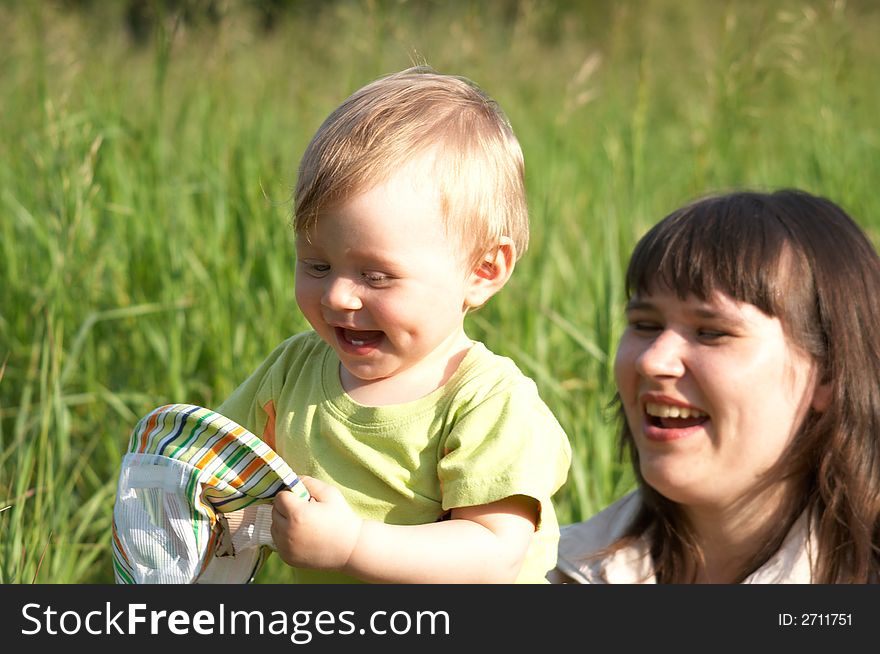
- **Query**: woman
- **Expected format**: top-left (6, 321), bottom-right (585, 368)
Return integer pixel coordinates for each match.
top-left (551, 189), bottom-right (880, 583)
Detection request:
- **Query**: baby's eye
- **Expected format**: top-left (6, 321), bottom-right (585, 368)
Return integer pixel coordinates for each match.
top-left (363, 272), bottom-right (392, 286)
top-left (299, 261), bottom-right (330, 277)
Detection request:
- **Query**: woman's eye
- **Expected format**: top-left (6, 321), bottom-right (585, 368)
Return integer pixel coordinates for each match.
top-left (629, 321), bottom-right (661, 333)
top-left (697, 329), bottom-right (728, 341)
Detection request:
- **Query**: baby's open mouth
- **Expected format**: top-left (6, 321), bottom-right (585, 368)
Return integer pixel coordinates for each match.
top-left (338, 327), bottom-right (384, 347)
top-left (645, 402), bottom-right (708, 429)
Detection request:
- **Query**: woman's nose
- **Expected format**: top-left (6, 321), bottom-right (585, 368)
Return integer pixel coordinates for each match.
top-left (634, 329), bottom-right (687, 378)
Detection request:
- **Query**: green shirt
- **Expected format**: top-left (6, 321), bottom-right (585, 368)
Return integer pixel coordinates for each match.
top-left (218, 331), bottom-right (571, 583)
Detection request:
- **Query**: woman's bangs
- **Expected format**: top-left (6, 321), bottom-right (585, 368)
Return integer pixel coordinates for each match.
top-left (626, 197), bottom-right (790, 315)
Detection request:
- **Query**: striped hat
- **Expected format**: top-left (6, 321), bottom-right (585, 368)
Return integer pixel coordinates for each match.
top-left (111, 403), bottom-right (308, 584)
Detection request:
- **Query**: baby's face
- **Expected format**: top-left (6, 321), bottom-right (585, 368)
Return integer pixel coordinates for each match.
top-left (294, 158), bottom-right (477, 402)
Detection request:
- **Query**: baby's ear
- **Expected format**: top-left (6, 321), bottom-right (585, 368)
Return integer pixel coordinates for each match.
top-left (465, 238), bottom-right (515, 309)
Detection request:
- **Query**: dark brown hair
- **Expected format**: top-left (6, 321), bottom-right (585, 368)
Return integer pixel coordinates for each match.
top-left (619, 189), bottom-right (880, 583)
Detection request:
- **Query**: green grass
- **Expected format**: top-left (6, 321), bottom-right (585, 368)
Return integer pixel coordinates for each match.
top-left (2, 0), bottom-right (879, 583)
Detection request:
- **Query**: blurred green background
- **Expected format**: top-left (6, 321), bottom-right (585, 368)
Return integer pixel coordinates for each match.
top-left (2, 0), bottom-right (879, 583)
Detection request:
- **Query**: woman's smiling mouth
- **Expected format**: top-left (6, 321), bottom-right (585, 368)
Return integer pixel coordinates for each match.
top-left (644, 402), bottom-right (709, 435)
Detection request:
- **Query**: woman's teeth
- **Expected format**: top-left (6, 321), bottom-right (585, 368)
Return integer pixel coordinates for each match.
top-left (645, 402), bottom-right (706, 419)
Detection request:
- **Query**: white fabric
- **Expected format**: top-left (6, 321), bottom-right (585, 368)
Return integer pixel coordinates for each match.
top-left (115, 455), bottom-right (214, 583)
top-left (552, 491), bottom-right (816, 583)
top-left (195, 548), bottom-right (264, 584)
top-left (114, 453), bottom-right (263, 584)
top-left (228, 504), bottom-right (276, 552)
top-left (112, 404), bottom-right (308, 585)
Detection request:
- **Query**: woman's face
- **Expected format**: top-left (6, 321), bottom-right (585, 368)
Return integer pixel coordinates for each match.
top-left (614, 287), bottom-right (824, 512)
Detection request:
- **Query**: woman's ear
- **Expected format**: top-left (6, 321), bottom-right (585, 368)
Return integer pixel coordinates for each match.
top-left (465, 237), bottom-right (515, 309)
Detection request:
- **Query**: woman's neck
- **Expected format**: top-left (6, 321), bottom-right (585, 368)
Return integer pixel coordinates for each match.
top-left (684, 483), bottom-right (797, 583)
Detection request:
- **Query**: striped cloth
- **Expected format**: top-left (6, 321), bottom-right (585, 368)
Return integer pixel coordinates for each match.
top-left (112, 404), bottom-right (308, 584)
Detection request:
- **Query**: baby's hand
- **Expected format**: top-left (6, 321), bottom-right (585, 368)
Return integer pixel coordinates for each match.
top-left (271, 476), bottom-right (363, 572)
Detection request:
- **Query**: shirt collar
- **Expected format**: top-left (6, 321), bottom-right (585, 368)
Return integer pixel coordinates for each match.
top-left (557, 491), bottom-right (816, 584)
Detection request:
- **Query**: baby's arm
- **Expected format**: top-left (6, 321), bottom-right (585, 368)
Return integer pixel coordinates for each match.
top-left (271, 476), bottom-right (537, 583)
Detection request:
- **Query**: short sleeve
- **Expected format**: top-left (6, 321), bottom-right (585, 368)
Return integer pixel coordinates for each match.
top-left (437, 379), bottom-right (571, 527)
top-left (216, 338), bottom-right (292, 446)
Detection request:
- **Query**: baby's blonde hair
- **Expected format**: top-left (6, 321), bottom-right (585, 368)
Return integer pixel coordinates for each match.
top-left (294, 66), bottom-right (528, 268)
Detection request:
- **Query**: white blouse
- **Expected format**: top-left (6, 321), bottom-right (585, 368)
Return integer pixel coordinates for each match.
top-left (550, 491), bottom-right (815, 584)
